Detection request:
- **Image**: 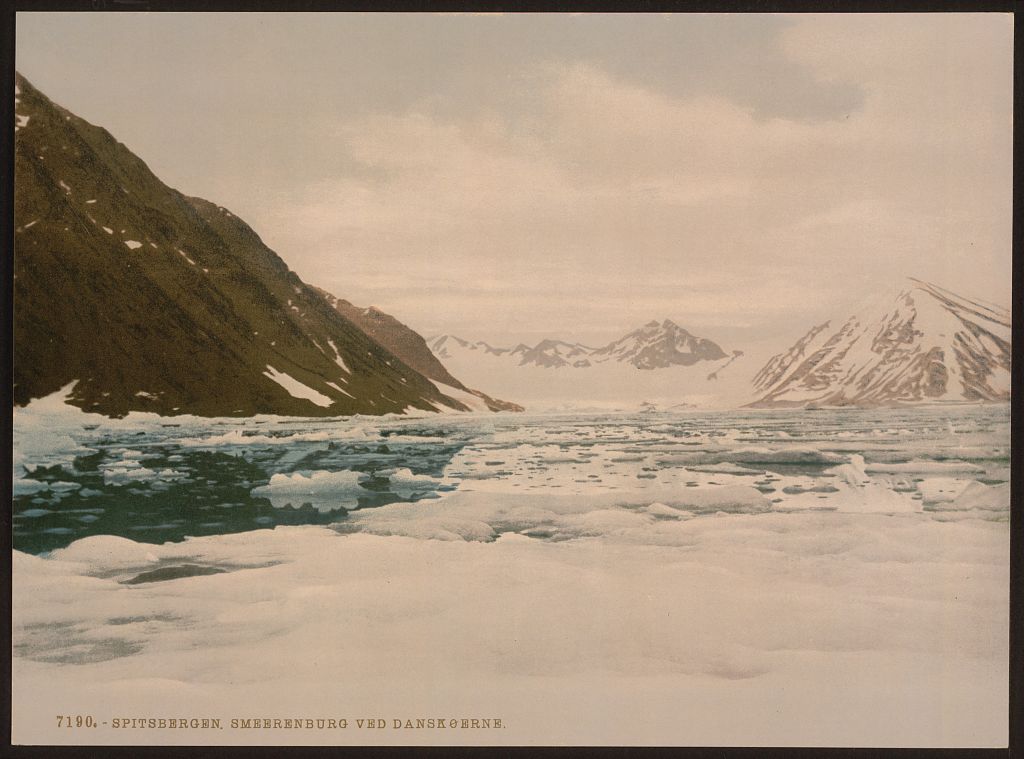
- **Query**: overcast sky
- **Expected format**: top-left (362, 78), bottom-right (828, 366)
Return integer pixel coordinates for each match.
top-left (16, 12), bottom-right (1013, 347)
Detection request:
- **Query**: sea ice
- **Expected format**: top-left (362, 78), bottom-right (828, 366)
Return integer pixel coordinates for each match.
top-left (251, 470), bottom-right (368, 512)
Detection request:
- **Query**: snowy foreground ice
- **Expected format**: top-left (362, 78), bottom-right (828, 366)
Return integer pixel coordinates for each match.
top-left (11, 392), bottom-right (1010, 746)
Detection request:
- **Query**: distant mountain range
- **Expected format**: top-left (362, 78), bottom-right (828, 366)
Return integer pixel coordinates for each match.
top-left (427, 321), bottom-right (753, 411)
top-left (429, 280), bottom-right (1010, 411)
top-left (749, 279), bottom-right (1011, 407)
top-left (430, 319), bottom-right (739, 371)
top-left (12, 73), bottom-right (518, 417)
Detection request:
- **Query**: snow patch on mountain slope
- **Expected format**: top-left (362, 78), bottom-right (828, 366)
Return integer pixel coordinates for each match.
top-left (431, 381), bottom-right (490, 412)
top-left (326, 339), bottom-right (351, 374)
top-left (262, 366), bottom-right (333, 408)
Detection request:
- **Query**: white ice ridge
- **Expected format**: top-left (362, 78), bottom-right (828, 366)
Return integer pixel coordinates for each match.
top-left (251, 470), bottom-right (368, 511)
top-left (378, 467), bottom-right (441, 498)
top-left (262, 365), bottom-right (333, 408)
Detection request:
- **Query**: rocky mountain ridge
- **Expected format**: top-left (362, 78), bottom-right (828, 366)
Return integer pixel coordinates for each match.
top-left (429, 319), bottom-right (735, 371)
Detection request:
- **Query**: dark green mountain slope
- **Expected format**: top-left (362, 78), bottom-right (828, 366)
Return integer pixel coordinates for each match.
top-left (316, 289), bottom-right (523, 412)
top-left (13, 73), bottom-right (507, 417)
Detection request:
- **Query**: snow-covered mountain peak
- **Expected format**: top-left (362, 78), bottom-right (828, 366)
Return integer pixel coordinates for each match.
top-left (751, 278), bottom-right (1010, 407)
top-left (591, 319), bottom-right (728, 370)
top-left (428, 335), bottom-right (511, 359)
top-left (428, 321), bottom-right (732, 372)
top-left (906, 277), bottom-right (1010, 330)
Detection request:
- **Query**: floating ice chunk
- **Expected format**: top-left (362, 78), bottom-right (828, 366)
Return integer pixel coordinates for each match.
top-left (560, 508), bottom-right (651, 536)
top-left (102, 227), bottom-right (113, 234)
top-left (15, 113), bottom-right (29, 128)
top-left (931, 481), bottom-right (1010, 512)
top-left (124, 240), bottom-right (143, 250)
top-left (251, 470), bottom-right (368, 512)
top-left (646, 502), bottom-right (689, 519)
top-left (102, 464), bottom-right (157, 485)
top-left (380, 468), bottom-right (441, 498)
top-left (784, 479), bottom-right (919, 514)
top-left (49, 534), bottom-right (160, 570)
top-left (179, 429), bottom-right (332, 447)
top-left (50, 480), bottom-right (81, 492)
top-left (865, 461), bottom-right (985, 474)
top-left (85, 199), bottom-right (96, 204)
top-left (667, 485), bottom-right (771, 514)
top-left (263, 365), bottom-right (333, 408)
top-left (685, 462), bottom-right (762, 475)
top-left (344, 485), bottom-right (772, 543)
top-left (917, 477), bottom-right (972, 504)
top-left (827, 454), bottom-right (872, 487)
top-left (378, 433), bottom-right (448, 444)
top-left (348, 513), bottom-right (497, 542)
top-left (59, 179), bottom-right (71, 193)
top-left (13, 478), bottom-right (50, 496)
top-left (780, 483), bottom-right (839, 495)
top-left (728, 447), bottom-right (845, 465)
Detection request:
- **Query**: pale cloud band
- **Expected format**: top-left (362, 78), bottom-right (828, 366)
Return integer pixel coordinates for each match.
top-left (16, 12), bottom-right (1012, 346)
